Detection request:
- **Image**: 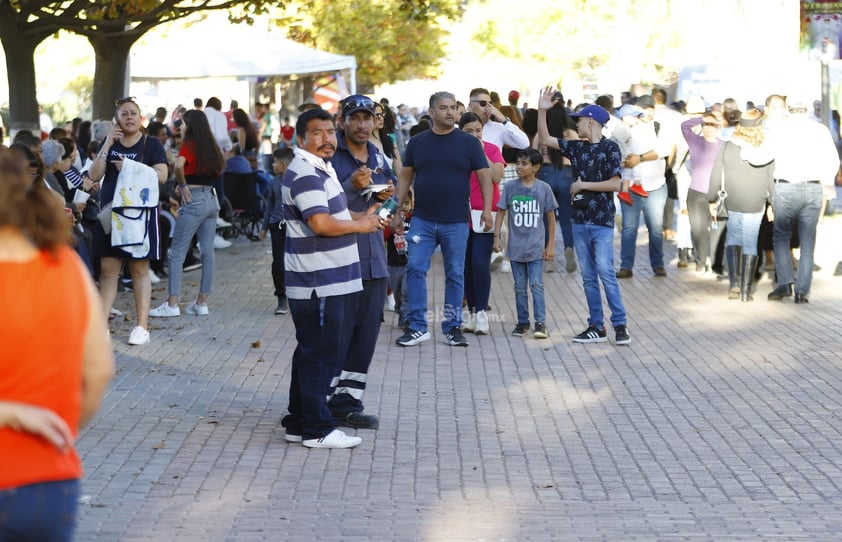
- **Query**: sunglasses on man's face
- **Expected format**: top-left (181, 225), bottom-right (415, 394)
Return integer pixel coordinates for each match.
top-left (471, 99), bottom-right (490, 107)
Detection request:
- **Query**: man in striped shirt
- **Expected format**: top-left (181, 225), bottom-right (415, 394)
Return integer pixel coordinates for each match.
top-left (280, 108), bottom-right (385, 449)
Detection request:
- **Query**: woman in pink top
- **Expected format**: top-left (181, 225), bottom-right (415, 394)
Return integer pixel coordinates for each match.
top-left (459, 112), bottom-right (505, 335)
top-left (681, 112), bottom-right (724, 272)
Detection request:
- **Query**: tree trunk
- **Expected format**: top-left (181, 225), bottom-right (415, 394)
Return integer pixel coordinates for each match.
top-left (89, 33), bottom-right (138, 121)
top-left (2, 39), bottom-right (41, 136)
top-left (0, 2), bottom-right (47, 136)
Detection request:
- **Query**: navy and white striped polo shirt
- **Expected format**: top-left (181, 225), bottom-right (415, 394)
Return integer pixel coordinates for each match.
top-left (283, 149), bottom-right (362, 300)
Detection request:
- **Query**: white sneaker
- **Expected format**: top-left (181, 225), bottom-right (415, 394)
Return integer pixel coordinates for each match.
top-left (500, 259), bottom-right (511, 273)
top-left (302, 429), bottom-right (362, 449)
top-left (149, 269), bottom-right (161, 284)
top-left (214, 234), bottom-right (232, 249)
top-left (128, 326), bottom-right (150, 346)
top-left (490, 251), bottom-right (504, 271)
top-left (185, 302), bottom-right (209, 316)
top-left (216, 217), bottom-right (232, 228)
top-left (385, 293), bottom-right (396, 312)
top-left (109, 307), bottom-right (124, 318)
top-left (474, 310), bottom-right (489, 335)
top-left (463, 313), bottom-right (476, 333)
top-left (149, 302), bottom-right (180, 317)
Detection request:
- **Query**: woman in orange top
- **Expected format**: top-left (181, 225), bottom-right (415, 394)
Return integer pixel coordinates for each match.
top-left (0, 147), bottom-right (114, 541)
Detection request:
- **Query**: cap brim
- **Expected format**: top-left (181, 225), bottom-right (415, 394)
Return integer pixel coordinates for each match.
top-left (343, 107), bottom-right (374, 118)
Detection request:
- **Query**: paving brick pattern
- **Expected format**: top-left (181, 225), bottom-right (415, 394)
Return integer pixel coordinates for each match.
top-left (76, 214), bottom-right (842, 541)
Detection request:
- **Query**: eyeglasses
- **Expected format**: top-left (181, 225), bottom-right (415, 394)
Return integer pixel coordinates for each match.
top-left (375, 113), bottom-right (384, 119)
top-left (471, 99), bottom-right (490, 107)
top-left (702, 122), bottom-right (720, 128)
top-left (115, 96), bottom-right (137, 107)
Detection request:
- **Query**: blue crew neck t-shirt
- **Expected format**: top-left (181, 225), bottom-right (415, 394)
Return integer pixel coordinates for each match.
top-left (403, 128), bottom-right (488, 223)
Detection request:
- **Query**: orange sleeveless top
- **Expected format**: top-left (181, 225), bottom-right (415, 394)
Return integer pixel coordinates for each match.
top-left (0, 245), bottom-right (89, 489)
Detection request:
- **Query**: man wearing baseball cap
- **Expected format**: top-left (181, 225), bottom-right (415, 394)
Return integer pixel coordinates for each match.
top-left (536, 90), bottom-right (631, 346)
top-left (328, 94), bottom-right (398, 431)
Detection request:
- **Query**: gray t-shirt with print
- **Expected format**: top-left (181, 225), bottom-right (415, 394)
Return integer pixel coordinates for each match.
top-left (497, 179), bottom-right (558, 262)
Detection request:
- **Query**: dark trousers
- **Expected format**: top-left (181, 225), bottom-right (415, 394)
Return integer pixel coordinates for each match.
top-left (687, 189), bottom-right (711, 264)
top-left (464, 230), bottom-right (494, 312)
top-left (283, 292), bottom-right (356, 440)
top-left (268, 222), bottom-right (286, 297)
top-left (328, 277), bottom-right (386, 415)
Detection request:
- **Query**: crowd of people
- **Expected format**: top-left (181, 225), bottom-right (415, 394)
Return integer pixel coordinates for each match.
top-left (2, 85), bottom-right (841, 463)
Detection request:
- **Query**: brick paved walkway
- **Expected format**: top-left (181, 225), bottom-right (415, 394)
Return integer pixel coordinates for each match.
top-left (76, 212), bottom-right (842, 541)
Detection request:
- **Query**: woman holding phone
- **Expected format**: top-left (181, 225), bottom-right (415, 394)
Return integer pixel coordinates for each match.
top-left (86, 97), bottom-right (167, 345)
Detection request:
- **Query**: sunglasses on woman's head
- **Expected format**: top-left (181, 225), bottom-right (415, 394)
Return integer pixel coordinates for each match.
top-left (115, 96), bottom-right (137, 107)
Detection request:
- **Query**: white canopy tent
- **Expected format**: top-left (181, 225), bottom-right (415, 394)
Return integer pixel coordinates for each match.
top-left (129, 20), bottom-right (356, 91)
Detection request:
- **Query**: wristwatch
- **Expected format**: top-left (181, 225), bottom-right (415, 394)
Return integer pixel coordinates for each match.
top-left (502, 117), bottom-right (510, 125)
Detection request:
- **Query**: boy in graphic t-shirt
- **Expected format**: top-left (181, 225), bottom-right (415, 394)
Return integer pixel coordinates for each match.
top-left (493, 149), bottom-right (558, 339)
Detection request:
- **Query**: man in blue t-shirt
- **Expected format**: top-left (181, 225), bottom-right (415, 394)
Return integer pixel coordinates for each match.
top-left (537, 89), bottom-right (631, 346)
top-left (392, 91), bottom-right (493, 347)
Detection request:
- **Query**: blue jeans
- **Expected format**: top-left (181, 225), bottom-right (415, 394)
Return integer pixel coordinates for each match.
top-left (573, 223), bottom-right (627, 329)
top-left (167, 186), bottom-right (219, 297)
top-left (0, 479), bottom-right (79, 541)
top-left (620, 184), bottom-right (667, 271)
top-left (772, 182), bottom-right (823, 295)
top-left (725, 210), bottom-right (763, 256)
top-left (405, 217), bottom-right (469, 334)
top-left (464, 230), bottom-right (494, 312)
top-left (283, 292), bottom-right (356, 440)
top-left (510, 260), bottom-right (545, 325)
top-left (538, 164), bottom-right (574, 248)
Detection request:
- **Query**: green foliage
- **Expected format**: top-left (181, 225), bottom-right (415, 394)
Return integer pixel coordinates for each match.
top-left (271, 0), bottom-right (463, 88)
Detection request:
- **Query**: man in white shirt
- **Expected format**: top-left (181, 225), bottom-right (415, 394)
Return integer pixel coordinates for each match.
top-left (467, 87), bottom-right (530, 152)
top-left (761, 95), bottom-right (839, 303)
top-left (617, 95), bottom-right (674, 278)
top-left (653, 88), bottom-right (684, 242)
top-left (203, 97), bottom-right (233, 153)
top-left (203, 97), bottom-right (234, 246)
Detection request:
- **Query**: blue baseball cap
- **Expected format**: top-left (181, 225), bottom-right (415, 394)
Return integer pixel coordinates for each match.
top-left (341, 95), bottom-right (375, 119)
top-left (570, 104), bottom-right (610, 126)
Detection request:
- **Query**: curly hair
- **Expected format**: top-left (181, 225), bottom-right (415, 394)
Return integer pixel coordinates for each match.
top-left (732, 109), bottom-right (765, 147)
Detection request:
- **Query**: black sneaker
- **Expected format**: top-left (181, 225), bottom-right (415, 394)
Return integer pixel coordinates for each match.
top-left (572, 325), bottom-right (607, 343)
top-left (444, 327), bottom-right (468, 346)
top-left (333, 411), bottom-right (379, 430)
top-left (396, 329), bottom-right (431, 347)
top-left (533, 322), bottom-right (549, 339)
top-left (511, 323), bottom-right (529, 337)
top-left (274, 296), bottom-right (288, 315)
top-left (614, 325), bottom-right (631, 345)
